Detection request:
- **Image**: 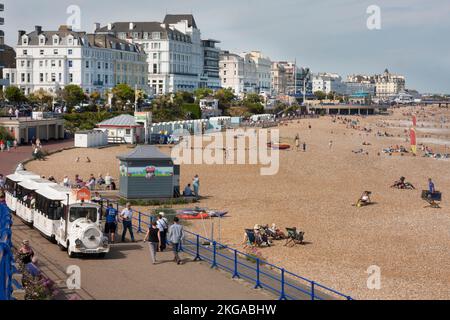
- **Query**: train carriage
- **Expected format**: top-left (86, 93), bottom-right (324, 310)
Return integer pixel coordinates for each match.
top-left (16, 178), bottom-right (58, 224)
top-left (4, 171), bottom-right (40, 212)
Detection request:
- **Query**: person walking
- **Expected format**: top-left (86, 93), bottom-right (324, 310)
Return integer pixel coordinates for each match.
top-left (104, 203), bottom-right (118, 243)
top-left (295, 134), bottom-right (300, 151)
top-left (302, 142), bottom-right (307, 152)
top-left (156, 213), bottom-right (169, 252)
top-left (0, 140), bottom-right (4, 152)
top-left (329, 140), bottom-right (333, 150)
top-left (14, 108), bottom-right (19, 120)
top-left (144, 222), bottom-right (161, 265)
top-left (193, 175), bottom-right (200, 199)
top-left (13, 139), bottom-right (18, 150)
top-left (168, 217), bottom-right (184, 265)
top-left (8, 107), bottom-right (13, 120)
top-left (120, 203), bottom-right (135, 242)
top-left (6, 140), bottom-right (11, 152)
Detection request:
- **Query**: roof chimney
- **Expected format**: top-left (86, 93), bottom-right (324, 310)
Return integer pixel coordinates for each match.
top-left (129, 22), bottom-right (134, 30)
top-left (35, 26), bottom-right (42, 34)
top-left (107, 23), bottom-right (113, 31)
top-left (18, 30), bottom-right (26, 40)
top-left (94, 22), bottom-right (100, 33)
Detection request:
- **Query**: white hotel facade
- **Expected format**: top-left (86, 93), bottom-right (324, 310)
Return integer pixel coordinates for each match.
top-left (3, 25), bottom-right (148, 95)
top-left (219, 50), bottom-right (272, 96)
top-left (95, 14), bottom-right (221, 95)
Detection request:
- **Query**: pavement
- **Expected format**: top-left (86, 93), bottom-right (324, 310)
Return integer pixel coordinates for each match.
top-left (11, 215), bottom-right (273, 300)
top-left (0, 139), bottom-right (74, 176)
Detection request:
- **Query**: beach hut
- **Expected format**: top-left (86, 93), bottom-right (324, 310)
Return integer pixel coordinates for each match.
top-left (116, 145), bottom-right (180, 199)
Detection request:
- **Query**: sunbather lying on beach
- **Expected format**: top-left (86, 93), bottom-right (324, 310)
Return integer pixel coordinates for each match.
top-left (391, 177), bottom-right (415, 190)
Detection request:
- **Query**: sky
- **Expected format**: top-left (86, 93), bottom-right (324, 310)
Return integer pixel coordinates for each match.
top-left (3, 0), bottom-right (450, 93)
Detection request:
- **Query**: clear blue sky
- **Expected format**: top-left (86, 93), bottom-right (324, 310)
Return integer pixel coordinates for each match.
top-left (3, 0), bottom-right (450, 93)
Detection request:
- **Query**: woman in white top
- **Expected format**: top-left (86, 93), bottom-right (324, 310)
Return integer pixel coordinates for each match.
top-left (105, 173), bottom-right (112, 190)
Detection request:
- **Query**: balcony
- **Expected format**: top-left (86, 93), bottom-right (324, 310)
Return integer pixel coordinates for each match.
top-left (93, 81), bottom-right (104, 86)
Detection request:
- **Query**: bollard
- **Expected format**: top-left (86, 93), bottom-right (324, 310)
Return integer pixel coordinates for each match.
top-left (279, 268), bottom-right (287, 300)
top-left (138, 212), bottom-right (142, 233)
top-left (311, 281), bottom-right (315, 301)
top-left (194, 234), bottom-right (202, 261)
top-left (255, 259), bottom-right (262, 289)
top-left (232, 249), bottom-right (239, 279)
top-left (211, 241), bottom-right (217, 268)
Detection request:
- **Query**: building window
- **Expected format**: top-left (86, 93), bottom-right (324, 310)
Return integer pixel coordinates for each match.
top-left (51, 73), bottom-right (56, 82)
top-left (21, 73), bottom-right (25, 82)
top-left (51, 60), bottom-right (56, 67)
top-left (68, 49), bottom-right (73, 55)
top-left (69, 73), bottom-right (73, 83)
top-left (68, 60), bottom-right (73, 68)
top-left (39, 61), bottom-right (43, 67)
top-left (40, 49), bottom-right (44, 55)
top-left (40, 73), bottom-right (44, 82)
top-left (54, 49), bottom-right (58, 55)
top-left (98, 62), bottom-right (101, 69)
top-left (86, 61), bottom-right (89, 68)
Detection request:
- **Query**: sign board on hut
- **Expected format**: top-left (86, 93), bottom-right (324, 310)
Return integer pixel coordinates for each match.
top-left (76, 187), bottom-right (91, 201)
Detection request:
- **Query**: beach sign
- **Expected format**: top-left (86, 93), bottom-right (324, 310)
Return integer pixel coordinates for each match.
top-left (410, 128), bottom-right (417, 155)
top-left (76, 187), bottom-right (91, 201)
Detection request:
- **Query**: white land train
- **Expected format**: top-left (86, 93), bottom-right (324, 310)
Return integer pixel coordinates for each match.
top-left (5, 171), bottom-right (41, 212)
top-left (16, 178), bottom-right (58, 224)
top-left (5, 171), bottom-right (110, 258)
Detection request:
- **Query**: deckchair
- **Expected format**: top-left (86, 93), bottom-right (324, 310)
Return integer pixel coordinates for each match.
top-left (284, 228), bottom-right (305, 247)
top-left (422, 190), bottom-right (442, 209)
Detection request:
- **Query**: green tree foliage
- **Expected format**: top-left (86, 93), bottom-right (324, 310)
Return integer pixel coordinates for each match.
top-left (193, 88), bottom-right (213, 100)
top-left (214, 88), bottom-right (235, 111)
top-left (0, 127), bottom-right (13, 141)
top-left (112, 84), bottom-right (135, 108)
top-left (181, 103), bottom-right (202, 119)
top-left (63, 111), bottom-right (130, 134)
top-left (242, 93), bottom-right (264, 114)
top-left (174, 91), bottom-right (195, 105)
top-left (314, 90), bottom-right (327, 101)
top-left (27, 89), bottom-right (53, 110)
top-left (62, 84), bottom-right (86, 107)
top-left (4, 86), bottom-right (26, 105)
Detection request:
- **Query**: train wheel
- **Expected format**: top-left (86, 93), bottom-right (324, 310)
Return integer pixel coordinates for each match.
top-left (67, 243), bottom-right (76, 258)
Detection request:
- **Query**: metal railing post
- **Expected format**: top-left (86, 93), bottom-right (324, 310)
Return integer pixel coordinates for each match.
top-left (211, 241), bottom-right (217, 268)
top-left (194, 234), bottom-right (202, 261)
top-left (311, 281), bottom-right (315, 300)
top-left (279, 268), bottom-right (287, 300)
top-left (255, 258), bottom-right (262, 289)
top-left (232, 249), bottom-right (239, 279)
top-left (137, 212), bottom-right (142, 233)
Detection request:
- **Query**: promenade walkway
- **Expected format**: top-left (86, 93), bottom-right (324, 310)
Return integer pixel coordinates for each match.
top-left (0, 140), bottom-right (74, 175)
top-left (11, 216), bottom-right (273, 300)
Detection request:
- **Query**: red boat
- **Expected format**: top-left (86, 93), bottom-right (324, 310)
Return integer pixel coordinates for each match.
top-left (267, 143), bottom-right (291, 150)
top-left (177, 212), bottom-right (210, 220)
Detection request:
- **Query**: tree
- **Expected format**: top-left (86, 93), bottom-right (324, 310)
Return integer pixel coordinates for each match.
top-left (173, 91), bottom-right (194, 106)
top-left (27, 89), bottom-right (53, 110)
top-left (314, 91), bottom-right (327, 101)
top-left (194, 88), bottom-right (213, 100)
top-left (112, 84), bottom-right (135, 109)
top-left (0, 127), bottom-right (13, 141)
top-left (4, 86), bottom-right (26, 105)
top-left (244, 93), bottom-right (263, 104)
top-left (214, 88), bottom-right (235, 111)
top-left (89, 91), bottom-right (101, 105)
top-left (62, 84), bottom-right (85, 107)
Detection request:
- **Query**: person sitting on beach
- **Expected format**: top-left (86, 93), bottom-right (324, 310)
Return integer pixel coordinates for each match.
top-left (97, 174), bottom-right (105, 186)
top-left (183, 184), bottom-right (193, 197)
top-left (355, 191), bottom-right (372, 207)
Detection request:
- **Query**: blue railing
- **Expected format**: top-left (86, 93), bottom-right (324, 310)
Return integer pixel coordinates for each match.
top-left (0, 203), bottom-right (15, 300)
top-left (104, 200), bottom-right (353, 301)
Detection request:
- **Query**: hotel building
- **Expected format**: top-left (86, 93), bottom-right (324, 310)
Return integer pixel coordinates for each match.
top-left (2, 25), bottom-right (148, 95)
